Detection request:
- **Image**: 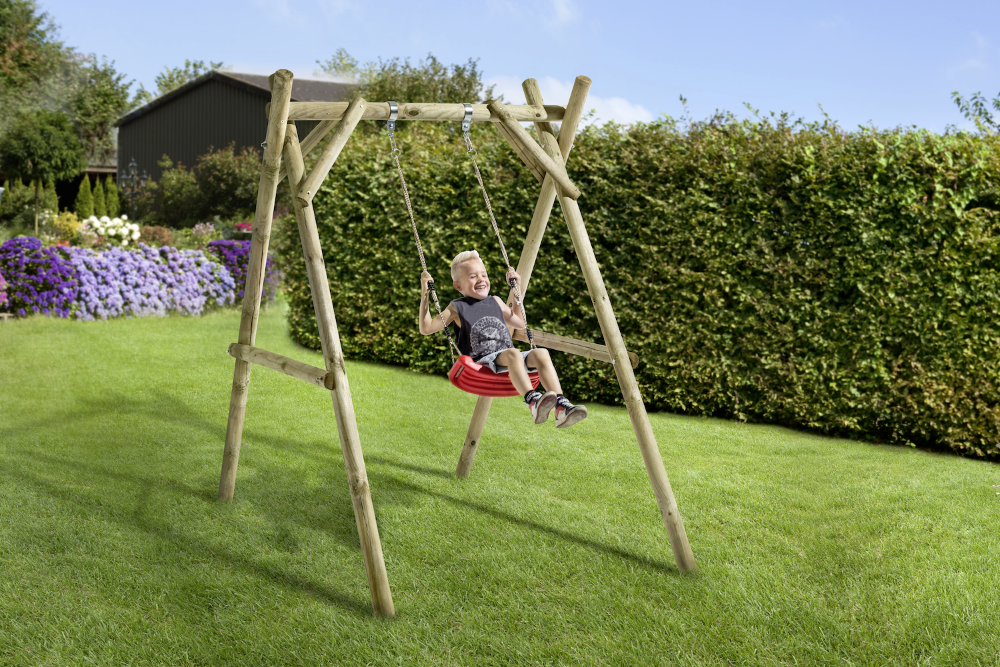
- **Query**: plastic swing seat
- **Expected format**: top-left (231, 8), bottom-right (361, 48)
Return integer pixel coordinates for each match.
top-left (448, 355), bottom-right (540, 398)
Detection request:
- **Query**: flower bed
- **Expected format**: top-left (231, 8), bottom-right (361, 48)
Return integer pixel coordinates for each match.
top-left (205, 240), bottom-right (280, 301)
top-left (0, 237), bottom-right (252, 320)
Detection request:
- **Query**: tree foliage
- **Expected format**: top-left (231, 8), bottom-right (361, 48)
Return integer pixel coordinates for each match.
top-left (74, 174), bottom-right (93, 218)
top-left (0, 0), bottom-right (65, 95)
top-left (72, 57), bottom-right (132, 164)
top-left (952, 91), bottom-right (1000, 134)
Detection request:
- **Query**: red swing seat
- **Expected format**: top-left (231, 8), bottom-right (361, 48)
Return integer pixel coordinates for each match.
top-left (448, 355), bottom-right (540, 398)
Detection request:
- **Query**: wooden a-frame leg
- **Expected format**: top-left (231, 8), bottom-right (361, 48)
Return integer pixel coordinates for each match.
top-left (219, 70), bottom-right (294, 501)
top-left (284, 114), bottom-right (395, 616)
top-left (557, 194), bottom-right (697, 574)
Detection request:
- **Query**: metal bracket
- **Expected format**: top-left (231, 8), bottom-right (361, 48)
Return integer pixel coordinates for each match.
top-left (462, 103), bottom-right (473, 132)
top-left (387, 101), bottom-right (398, 133)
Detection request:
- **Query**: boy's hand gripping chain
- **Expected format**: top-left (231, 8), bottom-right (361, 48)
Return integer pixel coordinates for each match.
top-left (388, 101), bottom-right (458, 364)
top-left (462, 103), bottom-right (536, 350)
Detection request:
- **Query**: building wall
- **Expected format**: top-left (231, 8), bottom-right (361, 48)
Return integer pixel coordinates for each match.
top-left (118, 79), bottom-right (320, 184)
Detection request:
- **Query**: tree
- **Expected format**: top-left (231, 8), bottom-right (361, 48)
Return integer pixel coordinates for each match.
top-left (105, 175), bottom-right (119, 217)
top-left (951, 91), bottom-right (1000, 134)
top-left (316, 51), bottom-right (494, 128)
top-left (133, 59), bottom-right (226, 107)
top-left (0, 109), bottom-right (86, 234)
top-left (74, 174), bottom-right (93, 218)
top-left (71, 57), bottom-right (132, 164)
top-left (92, 175), bottom-right (106, 217)
top-left (0, 0), bottom-right (66, 96)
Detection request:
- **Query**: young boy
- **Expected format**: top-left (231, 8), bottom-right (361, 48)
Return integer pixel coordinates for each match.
top-left (419, 250), bottom-right (587, 428)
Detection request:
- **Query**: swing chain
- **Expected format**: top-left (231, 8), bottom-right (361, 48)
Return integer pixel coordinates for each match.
top-left (387, 101), bottom-right (458, 363)
top-left (463, 104), bottom-right (535, 350)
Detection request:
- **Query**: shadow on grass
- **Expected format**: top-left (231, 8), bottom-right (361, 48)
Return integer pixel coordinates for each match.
top-left (4, 451), bottom-right (375, 617)
top-left (367, 455), bottom-right (681, 577)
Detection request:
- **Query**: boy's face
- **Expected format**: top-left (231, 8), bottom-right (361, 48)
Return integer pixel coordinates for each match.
top-left (453, 259), bottom-right (490, 299)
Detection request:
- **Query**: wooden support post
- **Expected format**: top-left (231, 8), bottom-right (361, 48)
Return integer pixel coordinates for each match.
top-left (456, 77), bottom-right (592, 479)
top-left (219, 70), bottom-right (294, 502)
top-left (284, 121), bottom-right (395, 615)
top-left (557, 195), bottom-right (697, 574)
top-left (487, 100), bottom-right (581, 200)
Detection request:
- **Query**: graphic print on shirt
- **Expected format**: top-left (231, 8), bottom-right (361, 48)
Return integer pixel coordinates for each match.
top-left (470, 316), bottom-right (511, 360)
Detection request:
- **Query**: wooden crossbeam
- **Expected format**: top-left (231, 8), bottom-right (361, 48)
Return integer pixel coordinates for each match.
top-left (513, 329), bottom-right (639, 369)
top-left (227, 343), bottom-right (333, 390)
top-left (272, 101), bottom-right (564, 123)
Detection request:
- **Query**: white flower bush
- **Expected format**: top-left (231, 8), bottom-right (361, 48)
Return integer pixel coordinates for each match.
top-left (85, 215), bottom-right (141, 247)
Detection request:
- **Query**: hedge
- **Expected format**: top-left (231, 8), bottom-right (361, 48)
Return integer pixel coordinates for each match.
top-left (276, 116), bottom-right (1000, 459)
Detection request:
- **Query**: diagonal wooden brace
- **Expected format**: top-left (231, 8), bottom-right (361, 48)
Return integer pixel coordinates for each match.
top-left (277, 119), bottom-right (337, 183)
top-left (297, 96), bottom-right (367, 205)
top-left (487, 99), bottom-right (581, 200)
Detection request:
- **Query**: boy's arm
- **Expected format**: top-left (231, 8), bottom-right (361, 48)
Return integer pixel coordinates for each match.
top-left (494, 296), bottom-right (526, 331)
top-left (419, 271), bottom-right (456, 335)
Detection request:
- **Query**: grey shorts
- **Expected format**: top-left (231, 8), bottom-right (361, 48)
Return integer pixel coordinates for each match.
top-left (475, 349), bottom-right (536, 375)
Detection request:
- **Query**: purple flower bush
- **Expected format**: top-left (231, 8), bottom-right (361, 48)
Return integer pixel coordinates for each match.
top-left (0, 237), bottom-right (240, 320)
top-left (0, 237), bottom-right (79, 317)
top-left (0, 270), bottom-right (8, 310)
top-left (206, 240), bottom-right (280, 301)
top-left (68, 245), bottom-right (236, 320)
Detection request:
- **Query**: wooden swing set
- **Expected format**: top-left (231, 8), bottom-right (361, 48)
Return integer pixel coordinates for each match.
top-left (218, 70), bottom-right (696, 617)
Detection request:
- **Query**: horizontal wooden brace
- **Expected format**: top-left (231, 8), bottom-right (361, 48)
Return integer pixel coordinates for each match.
top-left (227, 343), bottom-right (333, 390)
top-left (513, 328), bottom-right (639, 369)
top-left (268, 101), bottom-right (566, 123)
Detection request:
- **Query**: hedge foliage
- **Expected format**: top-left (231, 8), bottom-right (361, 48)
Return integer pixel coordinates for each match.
top-left (276, 115), bottom-right (1000, 459)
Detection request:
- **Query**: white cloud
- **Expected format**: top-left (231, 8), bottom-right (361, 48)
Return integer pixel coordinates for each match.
top-left (551, 0), bottom-right (577, 23)
top-left (488, 75), bottom-right (654, 126)
top-left (950, 32), bottom-right (991, 75)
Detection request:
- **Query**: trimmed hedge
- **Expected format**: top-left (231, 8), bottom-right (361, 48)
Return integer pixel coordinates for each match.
top-left (276, 117), bottom-right (1000, 459)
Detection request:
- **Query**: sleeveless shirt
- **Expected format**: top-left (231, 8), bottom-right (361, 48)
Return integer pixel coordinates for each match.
top-left (449, 296), bottom-right (513, 361)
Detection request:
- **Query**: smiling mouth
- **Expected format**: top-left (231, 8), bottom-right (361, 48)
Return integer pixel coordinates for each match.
top-left (475, 283), bottom-right (488, 290)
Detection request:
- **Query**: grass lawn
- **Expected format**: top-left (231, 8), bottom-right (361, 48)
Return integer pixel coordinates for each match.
top-left (0, 302), bottom-right (998, 666)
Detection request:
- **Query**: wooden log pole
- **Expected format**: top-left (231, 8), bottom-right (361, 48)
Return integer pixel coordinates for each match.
top-left (455, 395), bottom-right (491, 478)
top-left (557, 194), bottom-right (697, 573)
top-left (511, 328), bottom-right (639, 369)
top-left (297, 96), bottom-right (367, 205)
top-left (487, 100), bottom-right (581, 200)
top-left (284, 122), bottom-right (395, 616)
top-left (227, 343), bottom-right (334, 390)
top-left (219, 70), bottom-right (294, 502)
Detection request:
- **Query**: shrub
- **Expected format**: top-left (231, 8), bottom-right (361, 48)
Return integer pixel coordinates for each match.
top-left (194, 143), bottom-right (261, 221)
top-left (92, 177), bottom-right (107, 217)
top-left (277, 118), bottom-right (1000, 459)
top-left (205, 239), bottom-right (279, 301)
top-left (52, 211), bottom-right (81, 242)
top-left (74, 175), bottom-right (94, 218)
top-left (86, 215), bottom-right (140, 247)
top-left (139, 225), bottom-right (175, 247)
top-left (0, 237), bottom-right (78, 317)
top-left (0, 270), bottom-right (8, 310)
top-left (0, 236), bottom-right (236, 319)
top-left (105, 176), bottom-right (121, 217)
top-left (151, 156), bottom-right (201, 227)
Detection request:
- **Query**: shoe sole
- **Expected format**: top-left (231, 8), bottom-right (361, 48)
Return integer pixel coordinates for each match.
top-left (533, 392), bottom-right (558, 424)
top-left (556, 405), bottom-right (588, 428)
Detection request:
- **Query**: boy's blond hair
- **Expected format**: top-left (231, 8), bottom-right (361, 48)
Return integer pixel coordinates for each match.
top-left (451, 250), bottom-right (483, 281)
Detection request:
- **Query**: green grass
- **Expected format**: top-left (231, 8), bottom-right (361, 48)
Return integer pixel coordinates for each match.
top-left (1, 302), bottom-right (998, 666)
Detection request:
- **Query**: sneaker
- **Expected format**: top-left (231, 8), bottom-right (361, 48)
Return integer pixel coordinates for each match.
top-left (527, 390), bottom-right (558, 425)
top-left (554, 396), bottom-right (588, 428)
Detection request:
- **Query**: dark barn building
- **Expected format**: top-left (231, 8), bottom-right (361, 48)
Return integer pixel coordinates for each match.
top-left (117, 71), bottom-right (352, 183)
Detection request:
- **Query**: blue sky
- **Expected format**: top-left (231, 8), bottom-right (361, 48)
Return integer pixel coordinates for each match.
top-left (43, 0), bottom-right (1000, 131)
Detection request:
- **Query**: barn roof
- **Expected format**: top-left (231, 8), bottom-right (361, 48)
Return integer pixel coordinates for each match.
top-left (117, 70), bottom-right (353, 127)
